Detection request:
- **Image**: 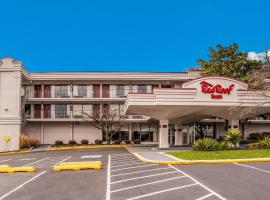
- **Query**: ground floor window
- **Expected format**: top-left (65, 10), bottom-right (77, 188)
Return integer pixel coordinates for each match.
top-left (102, 131), bottom-right (129, 141)
top-left (132, 131), bottom-right (153, 142)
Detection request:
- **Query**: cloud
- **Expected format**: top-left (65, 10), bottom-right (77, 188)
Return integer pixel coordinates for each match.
top-left (248, 51), bottom-right (270, 62)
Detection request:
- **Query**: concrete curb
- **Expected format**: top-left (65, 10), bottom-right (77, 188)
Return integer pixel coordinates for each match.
top-left (48, 144), bottom-right (131, 151)
top-left (133, 152), bottom-right (270, 165)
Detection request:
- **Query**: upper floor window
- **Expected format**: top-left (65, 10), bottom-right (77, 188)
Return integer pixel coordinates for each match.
top-left (116, 85), bottom-right (126, 97)
top-left (161, 85), bottom-right (174, 88)
top-left (55, 104), bottom-right (68, 118)
top-left (34, 85), bottom-right (42, 98)
top-left (77, 85), bottom-right (87, 97)
top-left (55, 85), bottom-right (69, 98)
top-left (138, 85), bottom-right (147, 93)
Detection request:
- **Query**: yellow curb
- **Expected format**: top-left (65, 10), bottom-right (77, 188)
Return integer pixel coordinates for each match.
top-left (0, 150), bottom-right (29, 155)
top-left (0, 166), bottom-right (36, 173)
top-left (48, 144), bottom-right (131, 151)
top-left (133, 152), bottom-right (270, 165)
top-left (53, 162), bottom-right (102, 171)
top-left (59, 161), bottom-right (102, 166)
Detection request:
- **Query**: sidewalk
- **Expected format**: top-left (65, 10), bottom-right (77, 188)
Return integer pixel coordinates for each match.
top-left (31, 144), bottom-right (52, 152)
top-left (127, 146), bottom-right (188, 162)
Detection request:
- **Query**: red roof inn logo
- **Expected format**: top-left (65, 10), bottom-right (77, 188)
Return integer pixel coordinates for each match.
top-left (200, 81), bottom-right (235, 99)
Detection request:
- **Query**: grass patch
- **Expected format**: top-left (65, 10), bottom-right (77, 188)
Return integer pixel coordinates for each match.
top-left (167, 149), bottom-right (270, 160)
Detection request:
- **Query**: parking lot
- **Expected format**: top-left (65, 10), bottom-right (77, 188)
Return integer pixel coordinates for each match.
top-left (1, 148), bottom-right (270, 200)
top-left (0, 148), bottom-right (122, 200)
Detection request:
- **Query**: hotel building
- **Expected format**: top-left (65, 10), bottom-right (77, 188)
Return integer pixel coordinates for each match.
top-left (1, 57), bottom-right (270, 151)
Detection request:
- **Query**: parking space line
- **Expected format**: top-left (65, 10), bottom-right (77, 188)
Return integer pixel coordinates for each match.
top-left (19, 158), bottom-right (36, 161)
top-left (111, 160), bottom-right (142, 166)
top-left (234, 163), bottom-right (270, 174)
top-left (111, 162), bottom-right (144, 168)
top-left (111, 156), bottom-right (134, 159)
top-left (52, 156), bottom-right (72, 167)
top-left (0, 159), bottom-right (11, 163)
top-left (111, 155), bottom-right (135, 159)
top-left (196, 193), bottom-right (214, 200)
top-left (111, 176), bottom-right (186, 193)
top-left (0, 170), bottom-right (47, 200)
top-left (111, 156), bottom-right (135, 159)
top-left (125, 183), bottom-right (198, 200)
top-left (112, 164), bottom-right (157, 172)
top-left (111, 171), bottom-right (178, 184)
top-left (111, 167), bottom-right (172, 177)
top-left (111, 158), bottom-right (137, 162)
top-left (111, 158), bottom-right (138, 163)
top-left (169, 165), bottom-right (226, 200)
top-left (24, 157), bottom-right (49, 166)
top-left (106, 154), bottom-right (111, 200)
top-left (111, 153), bottom-right (131, 156)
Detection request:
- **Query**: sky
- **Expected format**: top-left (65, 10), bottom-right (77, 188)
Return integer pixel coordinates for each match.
top-left (0, 0), bottom-right (269, 72)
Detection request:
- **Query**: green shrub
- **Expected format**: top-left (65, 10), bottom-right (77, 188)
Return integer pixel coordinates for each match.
top-left (125, 140), bottom-right (131, 144)
top-left (225, 129), bottom-right (241, 148)
top-left (81, 139), bottom-right (89, 145)
top-left (248, 143), bottom-right (260, 149)
top-left (95, 139), bottom-right (103, 145)
top-left (248, 132), bottom-right (263, 141)
top-left (113, 140), bottom-right (122, 144)
top-left (133, 140), bottom-right (141, 144)
top-left (55, 140), bottom-right (64, 145)
top-left (248, 136), bottom-right (270, 149)
top-left (193, 137), bottom-right (220, 151)
top-left (218, 141), bottom-right (228, 150)
top-left (68, 140), bottom-right (77, 145)
top-left (258, 136), bottom-right (270, 149)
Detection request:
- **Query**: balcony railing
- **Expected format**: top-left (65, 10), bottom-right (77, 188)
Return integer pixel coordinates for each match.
top-left (27, 88), bottom-right (153, 99)
top-left (28, 109), bottom-right (149, 121)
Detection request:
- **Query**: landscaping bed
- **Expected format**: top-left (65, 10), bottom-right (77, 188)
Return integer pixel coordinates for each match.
top-left (167, 149), bottom-right (270, 160)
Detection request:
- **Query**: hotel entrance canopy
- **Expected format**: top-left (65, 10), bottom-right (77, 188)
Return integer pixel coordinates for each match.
top-left (124, 76), bottom-right (270, 124)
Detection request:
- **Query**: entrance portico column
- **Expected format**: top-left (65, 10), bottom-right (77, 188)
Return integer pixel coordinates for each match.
top-left (174, 125), bottom-right (183, 146)
top-left (159, 120), bottom-right (169, 148)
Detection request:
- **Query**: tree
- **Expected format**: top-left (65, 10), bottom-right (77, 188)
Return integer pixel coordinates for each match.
top-left (83, 105), bottom-right (126, 144)
top-left (245, 49), bottom-right (270, 89)
top-left (198, 43), bottom-right (262, 82)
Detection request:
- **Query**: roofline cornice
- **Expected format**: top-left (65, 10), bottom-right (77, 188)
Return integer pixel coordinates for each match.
top-left (28, 72), bottom-right (200, 81)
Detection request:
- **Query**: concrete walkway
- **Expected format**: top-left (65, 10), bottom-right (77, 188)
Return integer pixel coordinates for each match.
top-left (127, 146), bottom-right (189, 162)
top-left (31, 144), bottom-right (52, 152)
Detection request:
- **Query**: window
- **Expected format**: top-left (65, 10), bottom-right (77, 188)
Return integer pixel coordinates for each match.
top-left (83, 104), bottom-right (92, 116)
top-left (55, 85), bottom-right (69, 98)
top-left (44, 85), bottom-right (51, 98)
top-left (55, 104), bottom-right (68, 118)
top-left (161, 85), bottom-right (174, 88)
top-left (138, 85), bottom-right (147, 93)
top-left (116, 85), bottom-right (126, 97)
top-left (34, 104), bottom-right (41, 118)
top-left (73, 104), bottom-right (92, 118)
top-left (110, 104), bottom-right (120, 115)
top-left (34, 85), bottom-right (42, 98)
top-left (73, 104), bottom-right (83, 118)
top-left (77, 85), bottom-right (87, 97)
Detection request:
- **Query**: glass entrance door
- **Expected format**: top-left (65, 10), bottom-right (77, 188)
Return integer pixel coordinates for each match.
top-left (168, 127), bottom-right (175, 146)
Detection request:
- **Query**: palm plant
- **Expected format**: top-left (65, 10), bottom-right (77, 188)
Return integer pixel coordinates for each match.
top-left (193, 137), bottom-right (220, 151)
top-left (225, 129), bottom-right (241, 148)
